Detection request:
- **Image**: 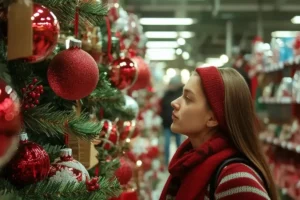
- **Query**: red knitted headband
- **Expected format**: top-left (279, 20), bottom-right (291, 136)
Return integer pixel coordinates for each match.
top-left (195, 66), bottom-right (227, 131)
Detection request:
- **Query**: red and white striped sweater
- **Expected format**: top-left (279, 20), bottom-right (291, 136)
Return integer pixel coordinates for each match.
top-left (204, 163), bottom-right (270, 200)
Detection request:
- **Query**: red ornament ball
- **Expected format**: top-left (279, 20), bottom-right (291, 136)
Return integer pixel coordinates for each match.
top-left (0, 80), bottom-right (21, 136)
top-left (118, 120), bottom-right (136, 141)
top-left (100, 120), bottom-right (118, 150)
top-left (130, 56), bottom-right (151, 91)
top-left (115, 158), bottom-right (133, 185)
top-left (48, 148), bottom-right (90, 185)
top-left (4, 133), bottom-right (50, 187)
top-left (27, 3), bottom-right (60, 63)
top-left (109, 56), bottom-right (137, 90)
top-left (47, 39), bottom-right (99, 100)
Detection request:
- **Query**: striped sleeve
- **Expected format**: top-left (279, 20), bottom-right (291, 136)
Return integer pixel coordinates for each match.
top-left (214, 163), bottom-right (270, 200)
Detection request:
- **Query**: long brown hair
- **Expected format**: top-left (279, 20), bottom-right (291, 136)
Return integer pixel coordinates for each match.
top-left (218, 67), bottom-right (278, 200)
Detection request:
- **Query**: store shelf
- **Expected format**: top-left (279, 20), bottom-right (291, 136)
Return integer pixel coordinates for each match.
top-left (258, 97), bottom-right (295, 104)
top-left (259, 134), bottom-right (300, 153)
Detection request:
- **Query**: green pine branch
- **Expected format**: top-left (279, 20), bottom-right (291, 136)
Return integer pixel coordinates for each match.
top-left (24, 104), bottom-right (103, 140)
top-left (0, 176), bottom-right (121, 200)
top-left (42, 144), bottom-right (65, 162)
top-left (34, 0), bottom-right (107, 30)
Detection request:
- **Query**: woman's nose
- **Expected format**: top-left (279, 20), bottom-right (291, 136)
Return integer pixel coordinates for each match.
top-left (171, 98), bottom-right (180, 110)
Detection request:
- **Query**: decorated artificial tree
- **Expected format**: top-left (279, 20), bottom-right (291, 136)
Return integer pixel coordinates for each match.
top-left (0, 0), bottom-right (152, 199)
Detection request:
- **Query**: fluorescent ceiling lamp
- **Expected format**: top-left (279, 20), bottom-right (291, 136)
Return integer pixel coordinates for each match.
top-left (182, 52), bottom-right (190, 60)
top-left (220, 54), bottom-right (229, 63)
top-left (205, 58), bottom-right (224, 67)
top-left (146, 48), bottom-right (175, 55)
top-left (166, 68), bottom-right (177, 78)
top-left (177, 38), bottom-right (186, 45)
top-left (140, 18), bottom-right (196, 25)
top-left (145, 31), bottom-right (195, 39)
top-left (291, 16), bottom-right (300, 24)
top-left (146, 54), bottom-right (176, 61)
top-left (271, 31), bottom-right (299, 38)
top-left (181, 69), bottom-right (190, 84)
top-left (176, 48), bottom-right (183, 55)
top-left (146, 41), bottom-right (179, 48)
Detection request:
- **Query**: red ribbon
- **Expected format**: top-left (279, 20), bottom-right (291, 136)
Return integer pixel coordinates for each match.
top-left (105, 16), bottom-right (113, 62)
top-left (74, 6), bottom-right (80, 38)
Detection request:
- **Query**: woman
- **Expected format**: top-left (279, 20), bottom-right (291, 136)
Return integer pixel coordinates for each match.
top-left (160, 66), bottom-right (278, 200)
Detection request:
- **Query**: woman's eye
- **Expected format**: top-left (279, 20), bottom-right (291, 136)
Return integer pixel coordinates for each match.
top-left (184, 95), bottom-right (191, 101)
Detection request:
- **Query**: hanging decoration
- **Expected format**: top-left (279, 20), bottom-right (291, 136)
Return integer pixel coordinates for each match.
top-left (47, 39), bottom-right (99, 100)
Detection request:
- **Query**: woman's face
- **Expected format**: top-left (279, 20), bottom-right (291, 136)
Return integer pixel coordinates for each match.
top-left (170, 73), bottom-right (215, 136)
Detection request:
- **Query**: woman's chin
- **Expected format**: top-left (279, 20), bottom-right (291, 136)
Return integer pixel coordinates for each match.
top-left (170, 123), bottom-right (180, 134)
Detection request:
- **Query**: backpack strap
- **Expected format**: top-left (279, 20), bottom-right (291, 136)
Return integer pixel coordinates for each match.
top-left (208, 156), bottom-right (268, 200)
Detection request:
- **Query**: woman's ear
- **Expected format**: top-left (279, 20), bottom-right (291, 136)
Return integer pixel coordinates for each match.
top-left (206, 114), bottom-right (219, 128)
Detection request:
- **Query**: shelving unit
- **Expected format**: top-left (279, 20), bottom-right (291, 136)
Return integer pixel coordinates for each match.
top-left (257, 62), bottom-right (300, 199)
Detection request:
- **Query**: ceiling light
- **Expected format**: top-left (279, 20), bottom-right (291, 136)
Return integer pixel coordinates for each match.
top-left (220, 54), bottom-right (229, 63)
top-left (145, 31), bottom-right (195, 39)
top-left (205, 58), bottom-right (224, 67)
top-left (146, 54), bottom-right (176, 61)
top-left (146, 48), bottom-right (175, 55)
top-left (146, 41), bottom-right (179, 48)
top-left (182, 52), bottom-right (190, 60)
top-left (271, 31), bottom-right (299, 38)
top-left (176, 48), bottom-right (183, 55)
top-left (181, 69), bottom-right (190, 84)
top-left (291, 16), bottom-right (300, 24)
top-left (166, 68), bottom-right (177, 78)
top-left (140, 18), bottom-right (196, 25)
top-left (177, 38), bottom-right (186, 45)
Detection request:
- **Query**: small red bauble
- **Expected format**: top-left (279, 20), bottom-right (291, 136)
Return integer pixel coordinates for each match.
top-left (92, 119), bottom-right (119, 150)
top-left (118, 120), bottom-right (136, 141)
top-left (0, 80), bottom-right (21, 136)
top-left (4, 133), bottom-right (50, 187)
top-left (130, 56), bottom-right (151, 91)
top-left (47, 39), bottom-right (99, 100)
top-left (100, 120), bottom-right (119, 150)
top-left (48, 148), bottom-right (90, 185)
top-left (109, 56), bottom-right (137, 90)
top-left (115, 157), bottom-right (133, 185)
top-left (26, 3), bottom-right (60, 63)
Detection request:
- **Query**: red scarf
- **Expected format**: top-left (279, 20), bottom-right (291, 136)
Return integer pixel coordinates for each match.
top-left (160, 134), bottom-right (238, 200)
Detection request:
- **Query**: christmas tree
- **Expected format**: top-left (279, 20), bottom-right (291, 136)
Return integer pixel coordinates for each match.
top-left (0, 0), bottom-right (151, 199)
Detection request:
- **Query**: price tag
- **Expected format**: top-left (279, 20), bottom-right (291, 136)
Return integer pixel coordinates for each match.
top-left (7, 0), bottom-right (33, 60)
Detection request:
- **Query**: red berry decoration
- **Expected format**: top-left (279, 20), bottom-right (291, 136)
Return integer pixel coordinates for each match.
top-left (86, 177), bottom-right (100, 192)
top-left (48, 148), bottom-right (90, 185)
top-left (22, 78), bottom-right (43, 110)
top-left (47, 39), bottom-right (99, 100)
top-left (109, 55), bottom-right (137, 90)
top-left (4, 133), bottom-right (50, 187)
top-left (115, 157), bottom-right (133, 185)
top-left (26, 3), bottom-right (60, 63)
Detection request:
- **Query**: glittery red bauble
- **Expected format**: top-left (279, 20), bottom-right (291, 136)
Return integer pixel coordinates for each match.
top-left (115, 158), bottom-right (133, 185)
top-left (4, 133), bottom-right (50, 187)
top-left (0, 80), bottom-right (22, 136)
top-left (48, 148), bottom-right (90, 184)
top-left (26, 3), bottom-right (60, 63)
top-left (109, 57), bottom-right (137, 90)
top-left (130, 56), bottom-right (151, 91)
top-left (47, 45), bottom-right (99, 100)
